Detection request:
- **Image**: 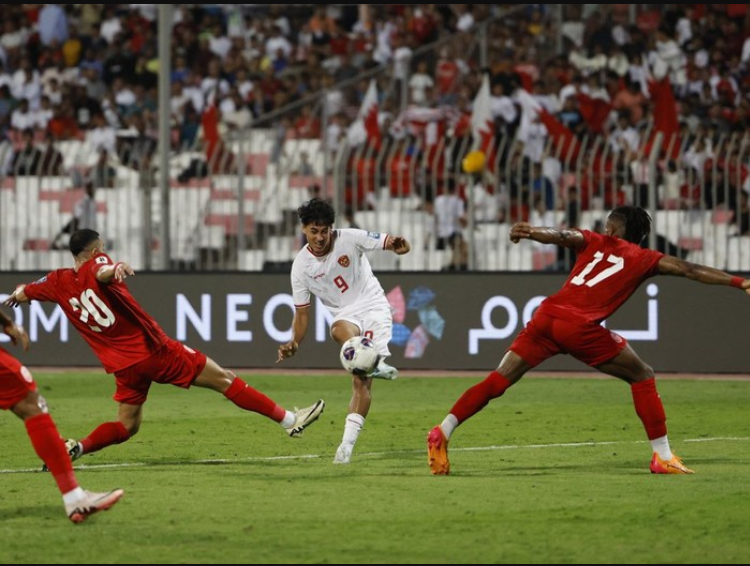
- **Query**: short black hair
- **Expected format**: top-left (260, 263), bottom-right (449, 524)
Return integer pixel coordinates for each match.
top-left (69, 229), bottom-right (100, 256)
top-left (608, 206), bottom-right (652, 244)
top-left (297, 197), bottom-right (336, 227)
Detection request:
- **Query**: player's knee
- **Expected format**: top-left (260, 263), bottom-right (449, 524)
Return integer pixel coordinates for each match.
top-left (641, 363), bottom-right (655, 380)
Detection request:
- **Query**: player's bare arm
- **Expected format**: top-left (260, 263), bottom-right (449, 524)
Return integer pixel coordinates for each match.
top-left (657, 255), bottom-right (750, 294)
top-left (510, 223), bottom-right (584, 248)
top-left (96, 261), bottom-right (135, 284)
top-left (0, 307), bottom-right (29, 351)
top-left (386, 235), bottom-right (411, 255)
top-left (277, 306), bottom-right (310, 363)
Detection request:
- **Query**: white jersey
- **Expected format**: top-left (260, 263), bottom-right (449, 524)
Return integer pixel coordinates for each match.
top-left (291, 228), bottom-right (389, 317)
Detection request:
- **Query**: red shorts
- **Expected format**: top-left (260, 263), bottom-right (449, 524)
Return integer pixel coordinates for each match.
top-left (510, 312), bottom-right (628, 368)
top-left (113, 338), bottom-right (207, 405)
top-left (0, 348), bottom-right (36, 410)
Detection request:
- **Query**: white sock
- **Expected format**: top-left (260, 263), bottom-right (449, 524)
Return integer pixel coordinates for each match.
top-left (280, 411), bottom-right (295, 428)
top-left (341, 413), bottom-right (365, 448)
top-left (650, 435), bottom-right (673, 460)
top-left (440, 414), bottom-right (459, 439)
top-left (62, 487), bottom-right (86, 505)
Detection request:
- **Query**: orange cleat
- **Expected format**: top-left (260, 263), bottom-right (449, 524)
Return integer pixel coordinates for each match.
top-left (650, 453), bottom-right (694, 474)
top-left (427, 425), bottom-right (450, 475)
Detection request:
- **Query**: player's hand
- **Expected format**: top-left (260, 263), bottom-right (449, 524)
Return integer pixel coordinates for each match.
top-left (114, 262), bottom-right (135, 282)
top-left (741, 279), bottom-right (750, 296)
top-left (510, 222), bottom-right (532, 244)
top-left (276, 341), bottom-right (299, 363)
top-left (3, 285), bottom-right (25, 308)
top-left (391, 236), bottom-right (411, 255)
top-left (3, 323), bottom-right (29, 352)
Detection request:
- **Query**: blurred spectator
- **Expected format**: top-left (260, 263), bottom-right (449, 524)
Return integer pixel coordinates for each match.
top-left (433, 181), bottom-right (468, 271)
top-left (8, 128), bottom-right (42, 175)
top-left (51, 181), bottom-right (97, 250)
top-left (38, 131), bottom-right (65, 176)
top-left (10, 97), bottom-right (34, 131)
top-left (409, 60), bottom-right (434, 105)
top-left (294, 150), bottom-right (315, 176)
top-left (47, 100), bottom-right (81, 140)
top-left (38, 4), bottom-right (69, 47)
top-left (733, 191), bottom-right (750, 236)
top-left (87, 149), bottom-right (116, 188)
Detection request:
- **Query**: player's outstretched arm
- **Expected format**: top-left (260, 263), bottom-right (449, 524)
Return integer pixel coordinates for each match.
top-left (96, 261), bottom-right (135, 283)
top-left (510, 223), bottom-right (584, 248)
top-left (658, 255), bottom-right (750, 294)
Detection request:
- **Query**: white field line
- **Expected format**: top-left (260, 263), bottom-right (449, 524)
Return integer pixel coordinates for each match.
top-left (1, 436), bottom-right (748, 474)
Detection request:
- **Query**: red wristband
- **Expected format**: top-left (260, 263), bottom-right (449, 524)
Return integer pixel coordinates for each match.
top-left (730, 276), bottom-right (744, 289)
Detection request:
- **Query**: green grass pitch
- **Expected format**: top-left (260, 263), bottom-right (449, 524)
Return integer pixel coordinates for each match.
top-left (0, 371), bottom-right (748, 564)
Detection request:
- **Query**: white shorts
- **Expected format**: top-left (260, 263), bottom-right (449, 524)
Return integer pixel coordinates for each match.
top-left (331, 302), bottom-right (392, 357)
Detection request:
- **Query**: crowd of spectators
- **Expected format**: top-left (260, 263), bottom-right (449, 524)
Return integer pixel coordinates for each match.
top-left (0, 4), bottom-right (750, 221)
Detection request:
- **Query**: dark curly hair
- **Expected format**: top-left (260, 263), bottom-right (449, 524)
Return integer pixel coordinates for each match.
top-left (297, 197), bottom-right (336, 227)
top-left (608, 206), bottom-right (652, 244)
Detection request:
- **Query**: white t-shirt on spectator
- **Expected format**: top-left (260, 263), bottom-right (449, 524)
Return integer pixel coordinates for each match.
top-left (87, 126), bottom-right (117, 155)
top-left (265, 35), bottom-right (293, 60)
top-left (408, 73), bottom-right (433, 105)
top-left (490, 95), bottom-right (517, 123)
top-left (100, 17), bottom-right (123, 44)
top-left (209, 35), bottom-right (232, 60)
top-left (10, 108), bottom-right (35, 131)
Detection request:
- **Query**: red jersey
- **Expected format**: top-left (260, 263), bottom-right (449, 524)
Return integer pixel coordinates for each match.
top-left (537, 230), bottom-right (663, 324)
top-left (23, 253), bottom-right (168, 373)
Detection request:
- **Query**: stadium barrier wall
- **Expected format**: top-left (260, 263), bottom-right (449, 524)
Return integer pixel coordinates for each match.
top-left (1, 272), bottom-right (748, 373)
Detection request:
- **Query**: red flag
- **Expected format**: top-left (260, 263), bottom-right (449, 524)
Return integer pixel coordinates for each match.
top-left (538, 108), bottom-right (580, 161)
top-left (575, 92), bottom-right (612, 135)
top-left (201, 104), bottom-right (220, 163)
top-left (646, 77), bottom-right (680, 159)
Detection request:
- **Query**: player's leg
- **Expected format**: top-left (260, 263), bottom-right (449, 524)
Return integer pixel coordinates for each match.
top-left (66, 367), bottom-right (152, 461)
top-left (71, 401), bottom-right (141, 460)
top-left (360, 307), bottom-right (398, 380)
top-left (12, 387), bottom-right (124, 522)
top-left (595, 344), bottom-right (693, 474)
top-left (330, 319), bottom-right (368, 463)
top-left (427, 350), bottom-right (532, 475)
top-left (194, 356), bottom-right (324, 437)
top-left (427, 314), bottom-right (555, 475)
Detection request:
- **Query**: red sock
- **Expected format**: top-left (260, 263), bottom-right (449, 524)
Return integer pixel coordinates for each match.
top-left (81, 421), bottom-right (130, 454)
top-left (25, 413), bottom-right (78, 494)
top-left (224, 377), bottom-right (285, 422)
top-left (450, 371), bottom-right (513, 423)
top-left (631, 378), bottom-right (667, 440)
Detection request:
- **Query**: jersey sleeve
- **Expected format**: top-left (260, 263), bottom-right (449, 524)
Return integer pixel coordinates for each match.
top-left (343, 228), bottom-right (388, 252)
top-left (22, 271), bottom-right (59, 302)
top-left (89, 252), bottom-right (114, 279)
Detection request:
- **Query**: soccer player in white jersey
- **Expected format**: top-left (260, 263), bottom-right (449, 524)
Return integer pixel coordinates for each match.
top-left (277, 198), bottom-right (411, 464)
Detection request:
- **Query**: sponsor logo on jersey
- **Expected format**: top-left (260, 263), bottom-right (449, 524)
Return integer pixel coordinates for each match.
top-left (338, 255), bottom-right (350, 267)
top-left (95, 256), bottom-right (109, 265)
top-left (367, 231), bottom-right (380, 239)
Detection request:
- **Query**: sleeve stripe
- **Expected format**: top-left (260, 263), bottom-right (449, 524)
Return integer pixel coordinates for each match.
top-left (295, 303), bottom-right (311, 308)
top-left (382, 234), bottom-right (390, 249)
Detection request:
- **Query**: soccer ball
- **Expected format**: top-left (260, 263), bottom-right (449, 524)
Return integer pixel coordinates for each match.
top-left (339, 336), bottom-right (380, 375)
